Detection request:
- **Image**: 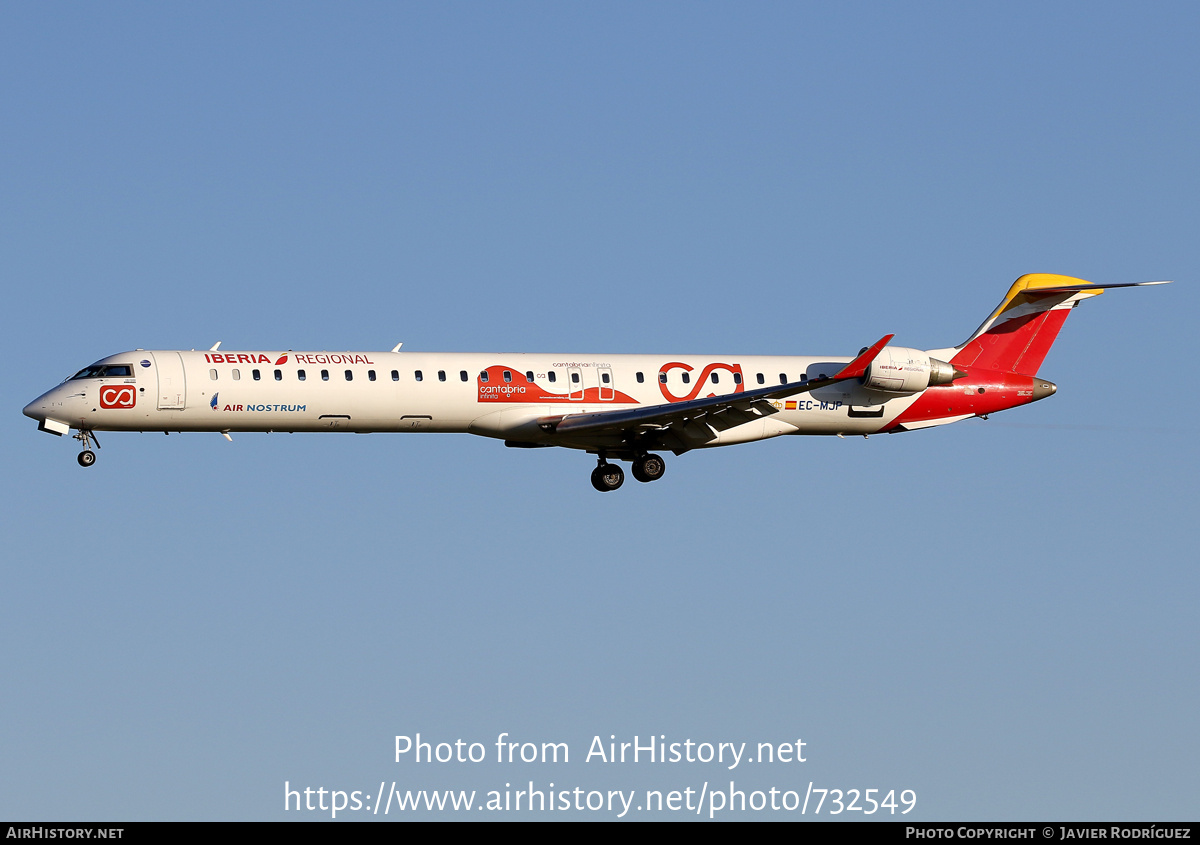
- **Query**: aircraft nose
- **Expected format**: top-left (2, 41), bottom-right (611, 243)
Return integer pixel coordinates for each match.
top-left (24, 388), bottom-right (76, 436)
top-left (23, 385), bottom-right (62, 422)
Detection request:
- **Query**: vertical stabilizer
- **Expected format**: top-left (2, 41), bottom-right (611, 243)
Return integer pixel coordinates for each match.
top-left (949, 274), bottom-right (1167, 375)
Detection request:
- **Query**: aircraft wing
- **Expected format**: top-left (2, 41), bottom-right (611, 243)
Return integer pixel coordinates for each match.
top-left (538, 334), bottom-right (893, 447)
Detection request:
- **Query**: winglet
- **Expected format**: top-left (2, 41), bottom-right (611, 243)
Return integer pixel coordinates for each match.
top-left (834, 334), bottom-right (894, 381)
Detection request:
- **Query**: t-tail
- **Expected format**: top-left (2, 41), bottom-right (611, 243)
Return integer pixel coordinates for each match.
top-left (939, 274), bottom-right (1171, 376)
top-left (889, 274), bottom-right (1171, 433)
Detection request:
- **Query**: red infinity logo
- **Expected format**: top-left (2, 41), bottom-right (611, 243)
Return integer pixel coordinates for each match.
top-left (99, 385), bottom-right (136, 409)
top-left (658, 362), bottom-right (744, 403)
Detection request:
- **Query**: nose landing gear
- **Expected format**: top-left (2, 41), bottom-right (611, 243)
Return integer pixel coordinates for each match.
top-left (73, 429), bottom-right (100, 468)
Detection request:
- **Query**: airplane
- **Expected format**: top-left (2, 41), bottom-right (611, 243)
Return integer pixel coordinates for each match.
top-left (23, 273), bottom-right (1168, 491)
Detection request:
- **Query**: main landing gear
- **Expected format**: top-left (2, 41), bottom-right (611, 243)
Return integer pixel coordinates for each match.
top-left (73, 429), bottom-right (99, 468)
top-left (631, 453), bottom-right (666, 483)
top-left (591, 461), bottom-right (624, 492)
top-left (589, 451), bottom-right (667, 492)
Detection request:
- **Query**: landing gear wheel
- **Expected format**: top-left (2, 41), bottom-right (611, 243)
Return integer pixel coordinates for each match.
top-left (631, 454), bottom-right (666, 483)
top-left (590, 463), bottom-right (625, 492)
top-left (73, 428), bottom-right (100, 460)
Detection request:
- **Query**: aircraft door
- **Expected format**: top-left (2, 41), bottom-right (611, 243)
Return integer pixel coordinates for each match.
top-left (567, 367), bottom-right (584, 400)
top-left (152, 352), bottom-right (187, 410)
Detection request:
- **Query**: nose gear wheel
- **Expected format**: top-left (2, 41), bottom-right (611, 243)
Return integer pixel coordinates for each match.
top-left (73, 429), bottom-right (100, 467)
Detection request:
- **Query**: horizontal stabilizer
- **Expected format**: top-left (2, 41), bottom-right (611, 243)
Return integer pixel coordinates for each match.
top-left (1016, 280), bottom-right (1172, 295)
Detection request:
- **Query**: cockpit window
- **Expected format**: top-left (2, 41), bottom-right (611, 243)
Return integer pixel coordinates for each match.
top-left (71, 364), bottom-right (133, 380)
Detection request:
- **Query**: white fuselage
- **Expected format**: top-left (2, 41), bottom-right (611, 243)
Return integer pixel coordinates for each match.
top-left (26, 348), bottom-right (925, 449)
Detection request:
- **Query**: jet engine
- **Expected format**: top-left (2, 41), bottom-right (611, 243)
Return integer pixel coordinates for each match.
top-left (858, 347), bottom-right (963, 395)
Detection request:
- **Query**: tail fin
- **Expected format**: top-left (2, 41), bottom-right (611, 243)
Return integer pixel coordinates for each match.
top-left (947, 274), bottom-right (1169, 375)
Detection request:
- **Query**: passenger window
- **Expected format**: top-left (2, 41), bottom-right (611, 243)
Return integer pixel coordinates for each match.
top-left (525, 371), bottom-right (534, 383)
top-left (321, 370), bottom-right (329, 381)
top-left (439, 371), bottom-right (447, 382)
top-left (503, 370), bottom-right (512, 383)
top-left (480, 371), bottom-right (489, 383)
top-left (232, 369), bottom-right (241, 381)
top-left (391, 370), bottom-right (399, 381)
top-left (779, 373), bottom-right (787, 384)
top-left (756, 373), bottom-right (764, 385)
top-left (711, 372), bottom-right (719, 384)
top-left (636, 372), bottom-right (644, 383)
top-left (274, 369), bottom-right (282, 381)
top-left (298, 370), bottom-right (306, 381)
top-left (415, 370), bottom-right (423, 382)
top-left (682, 372), bottom-right (690, 384)
top-left (368, 370), bottom-right (376, 381)
top-left (571, 372), bottom-right (580, 384)
top-left (734, 372), bottom-right (742, 384)
top-left (345, 370), bottom-right (353, 381)
top-left (602, 372), bottom-right (610, 384)
top-left (209, 369), bottom-right (218, 381)
top-left (252, 369), bottom-right (261, 381)
top-left (659, 372), bottom-right (667, 384)
top-left (460, 370), bottom-right (468, 382)
top-left (801, 372), bottom-right (808, 381)
top-left (548, 371), bottom-right (556, 383)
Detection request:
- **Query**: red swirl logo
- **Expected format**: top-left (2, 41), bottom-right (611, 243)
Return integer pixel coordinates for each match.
top-left (99, 385), bottom-right (136, 409)
top-left (658, 362), bottom-right (744, 402)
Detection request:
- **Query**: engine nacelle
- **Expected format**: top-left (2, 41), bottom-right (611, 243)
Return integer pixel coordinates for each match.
top-left (859, 347), bottom-right (961, 395)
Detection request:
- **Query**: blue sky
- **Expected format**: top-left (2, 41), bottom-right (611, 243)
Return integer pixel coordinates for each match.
top-left (2, 2), bottom-right (1197, 820)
